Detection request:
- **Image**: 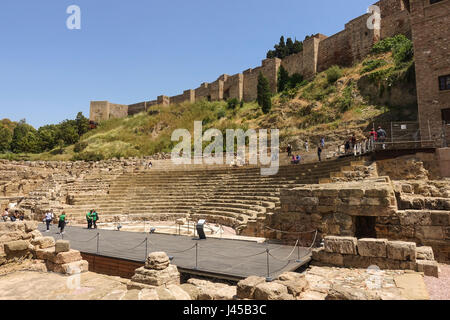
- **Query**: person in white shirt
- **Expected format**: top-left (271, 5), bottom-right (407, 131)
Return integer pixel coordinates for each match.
top-left (2, 208), bottom-right (8, 222)
top-left (44, 210), bottom-right (54, 232)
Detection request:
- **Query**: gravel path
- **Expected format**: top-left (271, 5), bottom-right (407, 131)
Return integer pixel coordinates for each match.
top-left (424, 264), bottom-right (450, 300)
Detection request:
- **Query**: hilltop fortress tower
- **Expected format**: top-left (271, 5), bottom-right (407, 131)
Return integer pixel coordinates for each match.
top-left (90, 0), bottom-right (449, 143)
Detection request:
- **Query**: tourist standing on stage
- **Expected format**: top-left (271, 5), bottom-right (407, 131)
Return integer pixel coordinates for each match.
top-left (44, 210), bottom-right (54, 232)
top-left (92, 210), bottom-right (99, 229)
top-left (58, 212), bottom-right (67, 234)
top-left (86, 210), bottom-right (93, 229)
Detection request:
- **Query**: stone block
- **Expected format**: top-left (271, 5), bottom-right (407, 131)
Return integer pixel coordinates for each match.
top-left (31, 237), bottom-right (55, 249)
top-left (416, 246), bottom-right (435, 261)
top-left (324, 236), bottom-right (357, 255)
top-left (36, 247), bottom-right (55, 260)
top-left (254, 282), bottom-right (293, 300)
top-left (312, 248), bottom-right (344, 266)
top-left (4, 240), bottom-right (29, 252)
top-left (431, 212), bottom-right (449, 226)
top-left (338, 189), bottom-right (364, 198)
top-left (145, 252), bottom-right (170, 270)
top-left (132, 265), bottom-right (180, 287)
top-left (24, 221), bottom-right (38, 233)
top-left (49, 249), bottom-right (82, 264)
top-left (416, 260), bottom-right (439, 278)
top-left (237, 276), bottom-right (266, 299)
top-left (55, 240), bottom-right (70, 253)
top-left (387, 241), bottom-right (416, 262)
top-left (357, 238), bottom-right (388, 258)
top-left (275, 272), bottom-right (309, 298)
top-left (416, 226), bottom-right (445, 241)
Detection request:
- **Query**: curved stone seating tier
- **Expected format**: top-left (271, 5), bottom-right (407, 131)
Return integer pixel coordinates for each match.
top-left (60, 157), bottom-right (368, 233)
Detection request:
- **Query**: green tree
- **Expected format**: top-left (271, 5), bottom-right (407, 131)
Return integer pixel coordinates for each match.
top-left (0, 125), bottom-right (12, 152)
top-left (11, 120), bottom-right (40, 153)
top-left (75, 112), bottom-right (90, 136)
top-left (257, 73), bottom-right (272, 114)
top-left (277, 65), bottom-right (290, 92)
top-left (57, 120), bottom-right (80, 145)
top-left (38, 125), bottom-right (58, 151)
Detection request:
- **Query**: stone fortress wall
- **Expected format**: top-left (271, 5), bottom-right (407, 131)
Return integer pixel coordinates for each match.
top-left (90, 0), bottom-right (412, 122)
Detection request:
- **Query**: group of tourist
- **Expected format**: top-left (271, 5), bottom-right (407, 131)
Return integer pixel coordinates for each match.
top-left (86, 210), bottom-right (99, 229)
top-left (287, 137), bottom-right (325, 164)
top-left (1, 208), bottom-right (24, 222)
top-left (43, 210), bottom-right (67, 235)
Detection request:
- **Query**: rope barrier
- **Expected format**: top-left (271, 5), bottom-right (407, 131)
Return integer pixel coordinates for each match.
top-left (163, 243), bottom-right (198, 254)
top-left (207, 249), bottom-right (267, 260)
top-left (266, 240), bottom-right (299, 262)
top-left (264, 226), bottom-right (317, 235)
top-left (62, 233), bottom-right (99, 243)
top-left (100, 238), bottom-right (148, 252)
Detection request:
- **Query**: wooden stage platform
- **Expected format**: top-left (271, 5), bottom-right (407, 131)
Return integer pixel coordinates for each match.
top-left (39, 224), bottom-right (311, 281)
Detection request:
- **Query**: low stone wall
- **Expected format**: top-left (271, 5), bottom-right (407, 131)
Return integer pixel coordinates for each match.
top-left (375, 210), bottom-right (450, 263)
top-left (1, 221), bottom-right (88, 275)
top-left (312, 236), bottom-right (439, 277)
top-left (269, 178), bottom-right (397, 241)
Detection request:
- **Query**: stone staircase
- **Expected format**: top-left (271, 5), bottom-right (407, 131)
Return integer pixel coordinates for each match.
top-left (60, 156), bottom-right (370, 233)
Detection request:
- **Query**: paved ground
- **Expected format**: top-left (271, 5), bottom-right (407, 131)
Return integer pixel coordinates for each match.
top-left (39, 224), bottom-right (310, 280)
top-left (424, 263), bottom-right (450, 300)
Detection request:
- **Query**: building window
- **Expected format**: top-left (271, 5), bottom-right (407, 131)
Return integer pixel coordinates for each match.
top-left (430, 0), bottom-right (444, 4)
top-left (439, 75), bottom-right (450, 91)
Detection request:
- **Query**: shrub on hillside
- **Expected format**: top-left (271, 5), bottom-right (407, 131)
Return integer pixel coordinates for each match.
top-left (360, 59), bottom-right (388, 74)
top-left (226, 98), bottom-right (240, 110)
top-left (73, 141), bottom-right (88, 153)
top-left (326, 66), bottom-right (343, 84)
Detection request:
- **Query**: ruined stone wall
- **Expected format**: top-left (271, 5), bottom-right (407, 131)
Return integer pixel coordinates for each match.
top-left (243, 58), bottom-right (280, 101)
top-left (376, 0), bottom-right (412, 39)
top-left (280, 51), bottom-right (304, 76)
top-left (194, 83), bottom-right (210, 102)
top-left (312, 236), bottom-right (439, 277)
top-left (409, 0), bottom-right (450, 140)
top-left (376, 210), bottom-right (450, 263)
top-left (128, 102), bottom-right (147, 116)
top-left (223, 74), bottom-right (244, 101)
top-left (270, 179), bottom-right (397, 241)
top-left (89, 101), bottom-right (129, 122)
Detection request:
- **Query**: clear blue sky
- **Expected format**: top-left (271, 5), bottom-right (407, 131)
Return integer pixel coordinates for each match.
top-left (0, 0), bottom-right (375, 128)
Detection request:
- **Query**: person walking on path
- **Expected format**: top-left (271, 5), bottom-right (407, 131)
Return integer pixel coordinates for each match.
top-left (377, 126), bottom-right (387, 149)
top-left (320, 137), bottom-right (325, 149)
top-left (92, 210), bottom-right (99, 229)
top-left (318, 146), bottom-right (322, 162)
top-left (287, 144), bottom-right (292, 157)
top-left (369, 128), bottom-right (378, 150)
top-left (58, 212), bottom-right (67, 234)
top-left (304, 141), bottom-right (309, 152)
top-left (44, 210), bottom-right (54, 232)
top-left (86, 210), bottom-right (93, 229)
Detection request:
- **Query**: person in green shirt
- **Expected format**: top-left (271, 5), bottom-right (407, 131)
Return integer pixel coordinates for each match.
top-left (58, 212), bottom-right (67, 234)
top-left (86, 210), bottom-right (93, 229)
top-left (92, 210), bottom-right (99, 229)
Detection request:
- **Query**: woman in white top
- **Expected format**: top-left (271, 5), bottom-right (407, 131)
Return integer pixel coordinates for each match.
top-left (44, 211), bottom-right (54, 232)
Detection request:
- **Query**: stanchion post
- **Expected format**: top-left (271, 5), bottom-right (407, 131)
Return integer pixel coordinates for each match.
top-left (195, 242), bottom-right (198, 270)
top-left (266, 248), bottom-right (272, 282)
top-left (96, 233), bottom-right (100, 254)
top-left (145, 237), bottom-right (148, 260)
top-left (296, 238), bottom-right (301, 263)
